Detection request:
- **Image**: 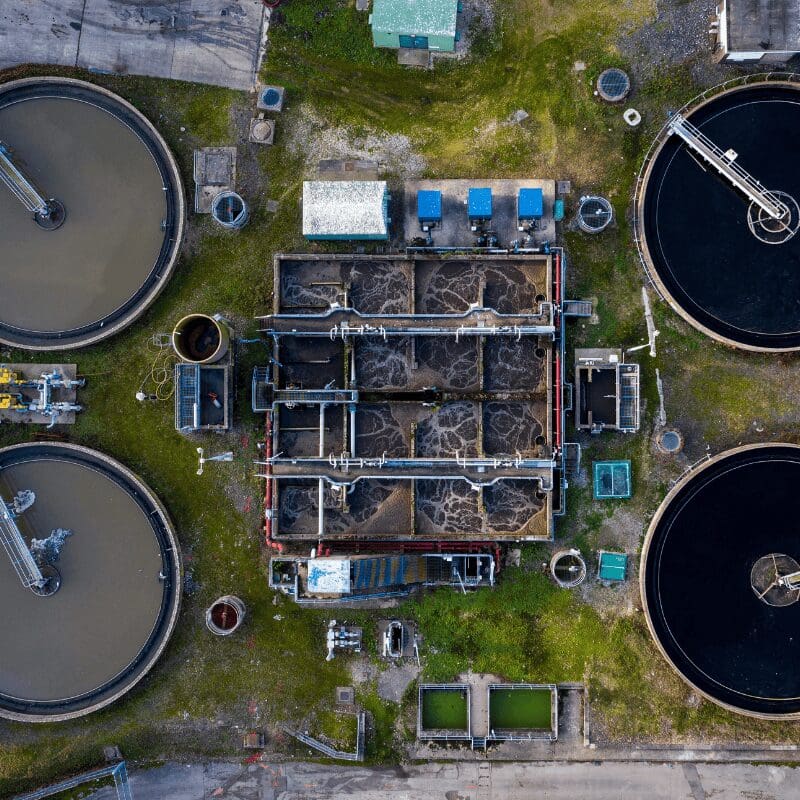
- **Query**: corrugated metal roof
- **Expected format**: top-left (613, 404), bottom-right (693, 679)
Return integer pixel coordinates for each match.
top-left (303, 180), bottom-right (388, 237)
top-left (371, 0), bottom-right (458, 37)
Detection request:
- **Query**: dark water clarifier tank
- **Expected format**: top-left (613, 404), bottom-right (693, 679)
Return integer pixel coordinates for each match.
top-left (642, 443), bottom-right (800, 717)
top-left (636, 79), bottom-right (800, 351)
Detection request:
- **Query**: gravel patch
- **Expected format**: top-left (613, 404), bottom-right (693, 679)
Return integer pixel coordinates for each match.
top-left (285, 104), bottom-right (427, 177)
top-left (377, 663), bottom-right (419, 703)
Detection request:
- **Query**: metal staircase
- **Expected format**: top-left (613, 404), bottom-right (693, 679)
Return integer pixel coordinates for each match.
top-left (562, 300), bottom-right (593, 318)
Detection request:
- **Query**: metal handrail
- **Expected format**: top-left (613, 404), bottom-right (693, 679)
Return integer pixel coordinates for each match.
top-left (667, 114), bottom-right (789, 219)
top-left (0, 142), bottom-right (50, 216)
top-left (0, 502), bottom-right (45, 589)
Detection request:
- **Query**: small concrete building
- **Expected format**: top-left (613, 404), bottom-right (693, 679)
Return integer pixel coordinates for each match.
top-left (302, 180), bottom-right (390, 241)
top-left (370, 0), bottom-right (459, 52)
top-left (714, 0), bottom-right (800, 63)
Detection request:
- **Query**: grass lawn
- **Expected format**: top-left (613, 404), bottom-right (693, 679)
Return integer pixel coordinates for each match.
top-left (2, 0), bottom-right (800, 791)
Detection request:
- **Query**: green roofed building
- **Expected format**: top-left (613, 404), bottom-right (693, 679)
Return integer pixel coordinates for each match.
top-left (370, 0), bottom-right (459, 52)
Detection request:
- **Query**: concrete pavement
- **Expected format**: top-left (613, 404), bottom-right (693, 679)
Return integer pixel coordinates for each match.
top-left (0, 0), bottom-right (268, 90)
top-left (87, 759), bottom-right (800, 800)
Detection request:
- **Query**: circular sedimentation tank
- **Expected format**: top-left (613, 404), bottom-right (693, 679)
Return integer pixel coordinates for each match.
top-left (0, 77), bottom-right (184, 350)
top-left (636, 78), bottom-right (800, 351)
top-left (211, 190), bottom-right (249, 230)
top-left (641, 443), bottom-right (800, 717)
top-left (206, 595), bottom-right (246, 636)
top-left (172, 313), bottom-right (229, 364)
top-left (656, 428), bottom-right (684, 454)
top-left (550, 550), bottom-right (587, 588)
top-left (0, 443), bottom-right (181, 722)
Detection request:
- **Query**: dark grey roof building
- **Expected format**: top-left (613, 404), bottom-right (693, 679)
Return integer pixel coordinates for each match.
top-left (715, 0), bottom-right (800, 62)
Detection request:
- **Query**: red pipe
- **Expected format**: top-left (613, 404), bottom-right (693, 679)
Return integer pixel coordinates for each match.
top-left (263, 411), bottom-right (282, 552)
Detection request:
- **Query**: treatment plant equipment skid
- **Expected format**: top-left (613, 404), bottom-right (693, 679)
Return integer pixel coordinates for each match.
top-left (0, 367), bottom-right (84, 427)
top-left (270, 552), bottom-right (495, 603)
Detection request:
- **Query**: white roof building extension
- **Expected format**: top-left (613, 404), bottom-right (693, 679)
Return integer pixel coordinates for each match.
top-left (302, 180), bottom-right (389, 240)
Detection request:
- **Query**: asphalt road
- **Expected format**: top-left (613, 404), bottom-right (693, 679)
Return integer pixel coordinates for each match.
top-left (89, 760), bottom-right (800, 799)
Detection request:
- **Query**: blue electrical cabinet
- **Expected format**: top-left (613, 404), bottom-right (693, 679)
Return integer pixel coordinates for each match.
top-left (417, 190), bottom-right (442, 224)
top-left (518, 188), bottom-right (543, 221)
top-left (468, 187), bottom-right (492, 220)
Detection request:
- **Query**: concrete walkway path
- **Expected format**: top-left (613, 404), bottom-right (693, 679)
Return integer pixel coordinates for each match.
top-left (84, 759), bottom-right (800, 800)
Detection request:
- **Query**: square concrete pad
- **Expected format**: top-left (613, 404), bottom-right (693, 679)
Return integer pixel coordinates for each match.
top-left (0, 0), bottom-right (266, 90)
top-left (403, 178), bottom-right (557, 247)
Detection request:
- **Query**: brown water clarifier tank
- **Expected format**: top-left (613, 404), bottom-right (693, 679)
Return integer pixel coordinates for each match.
top-left (0, 77), bottom-right (185, 350)
top-left (172, 313), bottom-right (230, 364)
top-left (0, 442), bottom-right (181, 722)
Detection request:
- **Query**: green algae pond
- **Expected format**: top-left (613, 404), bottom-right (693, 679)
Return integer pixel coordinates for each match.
top-left (489, 686), bottom-right (553, 731)
top-left (420, 687), bottom-right (469, 731)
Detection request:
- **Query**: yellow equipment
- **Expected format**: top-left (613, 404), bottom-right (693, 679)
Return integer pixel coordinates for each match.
top-left (0, 393), bottom-right (25, 411)
top-left (0, 367), bottom-right (20, 386)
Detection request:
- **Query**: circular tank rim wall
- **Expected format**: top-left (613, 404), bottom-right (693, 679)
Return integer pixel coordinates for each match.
top-left (639, 442), bottom-right (800, 719)
top-left (634, 78), bottom-right (800, 353)
top-left (0, 77), bottom-right (185, 351)
top-left (0, 442), bottom-right (182, 723)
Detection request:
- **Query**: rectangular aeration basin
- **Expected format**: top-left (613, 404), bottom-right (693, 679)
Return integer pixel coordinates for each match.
top-left (488, 684), bottom-right (557, 741)
top-left (418, 684), bottom-right (471, 739)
